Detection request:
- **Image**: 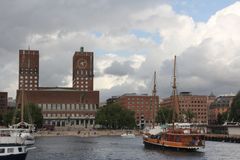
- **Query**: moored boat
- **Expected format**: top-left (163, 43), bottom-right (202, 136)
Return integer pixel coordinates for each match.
top-left (143, 56), bottom-right (206, 151)
top-left (121, 131), bottom-right (135, 138)
top-left (0, 144), bottom-right (28, 160)
top-left (10, 122), bottom-right (35, 146)
top-left (0, 129), bottom-right (28, 160)
top-left (143, 128), bottom-right (205, 151)
top-left (121, 133), bottom-right (135, 138)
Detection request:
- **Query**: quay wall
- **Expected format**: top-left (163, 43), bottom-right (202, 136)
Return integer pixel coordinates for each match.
top-left (205, 134), bottom-right (240, 143)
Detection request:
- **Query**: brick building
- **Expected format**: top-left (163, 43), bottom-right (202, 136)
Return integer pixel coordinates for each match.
top-left (0, 92), bottom-right (8, 116)
top-left (160, 92), bottom-right (215, 124)
top-left (16, 48), bottom-right (99, 128)
top-left (73, 47), bottom-right (94, 91)
top-left (208, 95), bottom-right (234, 124)
top-left (106, 96), bottom-right (119, 105)
top-left (19, 49), bottom-right (39, 90)
top-left (0, 93), bottom-right (15, 121)
top-left (117, 93), bottom-right (159, 128)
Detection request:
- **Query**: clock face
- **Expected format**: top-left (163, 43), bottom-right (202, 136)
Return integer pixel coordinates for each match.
top-left (77, 58), bottom-right (87, 69)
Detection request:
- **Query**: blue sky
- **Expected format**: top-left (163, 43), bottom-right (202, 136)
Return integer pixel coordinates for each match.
top-left (171, 0), bottom-right (239, 22)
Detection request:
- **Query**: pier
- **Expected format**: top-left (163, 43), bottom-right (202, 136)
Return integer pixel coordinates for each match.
top-left (205, 134), bottom-right (240, 143)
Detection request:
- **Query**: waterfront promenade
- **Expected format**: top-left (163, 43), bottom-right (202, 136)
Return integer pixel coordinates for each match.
top-left (35, 129), bottom-right (141, 137)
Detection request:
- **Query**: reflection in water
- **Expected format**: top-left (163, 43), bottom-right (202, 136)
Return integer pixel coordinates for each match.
top-left (144, 145), bottom-right (205, 158)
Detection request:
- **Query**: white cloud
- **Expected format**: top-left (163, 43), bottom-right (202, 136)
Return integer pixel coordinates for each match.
top-left (1, 1), bottom-right (240, 102)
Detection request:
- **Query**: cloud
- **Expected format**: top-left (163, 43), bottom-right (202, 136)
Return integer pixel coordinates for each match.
top-left (0, 0), bottom-right (240, 102)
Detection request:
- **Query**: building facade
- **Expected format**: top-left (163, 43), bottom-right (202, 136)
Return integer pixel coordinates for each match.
top-left (0, 93), bottom-right (15, 122)
top-left (160, 92), bottom-right (215, 124)
top-left (16, 88), bottom-right (99, 127)
top-left (19, 49), bottom-right (39, 90)
top-left (117, 93), bottom-right (159, 128)
top-left (17, 48), bottom-right (99, 128)
top-left (0, 92), bottom-right (8, 116)
top-left (208, 96), bottom-right (234, 124)
top-left (73, 47), bottom-right (94, 91)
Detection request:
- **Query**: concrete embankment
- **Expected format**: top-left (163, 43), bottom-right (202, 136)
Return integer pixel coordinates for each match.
top-left (34, 129), bottom-right (141, 137)
top-left (205, 134), bottom-right (240, 143)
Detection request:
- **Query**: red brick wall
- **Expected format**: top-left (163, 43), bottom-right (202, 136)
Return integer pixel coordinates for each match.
top-left (73, 51), bottom-right (94, 91)
top-left (19, 49), bottom-right (39, 90)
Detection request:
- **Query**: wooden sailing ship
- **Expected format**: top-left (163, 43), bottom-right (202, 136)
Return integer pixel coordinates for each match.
top-left (143, 56), bottom-right (205, 151)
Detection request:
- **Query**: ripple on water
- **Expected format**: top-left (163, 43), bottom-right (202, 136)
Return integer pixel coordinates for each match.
top-left (26, 136), bottom-right (240, 160)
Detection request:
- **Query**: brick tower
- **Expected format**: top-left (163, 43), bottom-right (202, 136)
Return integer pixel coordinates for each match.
top-left (19, 49), bottom-right (39, 90)
top-left (73, 47), bottom-right (94, 91)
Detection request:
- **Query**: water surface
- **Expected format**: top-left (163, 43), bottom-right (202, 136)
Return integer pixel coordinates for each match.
top-left (27, 136), bottom-right (240, 160)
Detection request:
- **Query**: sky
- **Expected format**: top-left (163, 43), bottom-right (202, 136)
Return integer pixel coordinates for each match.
top-left (0, 0), bottom-right (240, 102)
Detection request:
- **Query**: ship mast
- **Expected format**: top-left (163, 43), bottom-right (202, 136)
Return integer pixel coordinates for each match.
top-left (172, 55), bottom-right (179, 127)
top-left (21, 89), bottom-right (24, 124)
top-left (152, 71), bottom-right (157, 128)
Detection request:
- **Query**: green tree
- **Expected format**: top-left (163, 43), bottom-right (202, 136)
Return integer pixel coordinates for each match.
top-left (183, 109), bottom-right (196, 123)
top-left (95, 103), bottom-right (136, 129)
top-left (229, 91), bottom-right (240, 122)
top-left (24, 103), bottom-right (43, 128)
top-left (155, 107), bottom-right (173, 124)
top-left (2, 110), bottom-right (15, 126)
top-left (2, 103), bottom-right (43, 128)
top-left (217, 112), bottom-right (228, 125)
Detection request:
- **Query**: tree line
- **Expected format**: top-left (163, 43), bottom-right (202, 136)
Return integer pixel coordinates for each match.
top-left (217, 91), bottom-right (240, 124)
top-left (95, 103), bottom-right (136, 129)
top-left (0, 103), bottom-right (43, 128)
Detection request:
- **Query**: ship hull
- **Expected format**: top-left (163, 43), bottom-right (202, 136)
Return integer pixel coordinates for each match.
top-left (0, 153), bottom-right (27, 160)
top-left (143, 140), bottom-right (200, 152)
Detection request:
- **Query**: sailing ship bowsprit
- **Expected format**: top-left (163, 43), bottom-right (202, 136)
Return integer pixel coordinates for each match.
top-left (143, 55), bottom-right (205, 151)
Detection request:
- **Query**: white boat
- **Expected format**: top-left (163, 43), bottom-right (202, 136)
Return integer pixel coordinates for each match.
top-left (10, 122), bottom-right (35, 146)
top-left (0, 129), bottom-right (28, 160)
top-left (10, 88), bottom-right (35, 146)
top-left (121, 131), bottom-right (135, 138)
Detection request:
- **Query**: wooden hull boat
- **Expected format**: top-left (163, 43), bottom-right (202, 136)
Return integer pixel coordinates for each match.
top-left (143, 129), bottom-right (205, 151)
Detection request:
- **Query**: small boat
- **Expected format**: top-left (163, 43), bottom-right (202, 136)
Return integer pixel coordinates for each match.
top-left (0, 129), bottom-right (28, 160)
top-left (121, 133), bottom-right (135, 138)
top-left (121, 131), bottom-right (135, 138)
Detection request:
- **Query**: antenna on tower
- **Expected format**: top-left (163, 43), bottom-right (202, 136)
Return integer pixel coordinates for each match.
top-left (80, 46), bottom-right (84, 52)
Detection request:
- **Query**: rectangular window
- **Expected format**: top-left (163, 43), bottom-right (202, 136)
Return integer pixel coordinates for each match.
top-left (47, 104), bottom-right (51, 110)
top-left (52, 104), bottom-right (56, 110)
top-left (0, 149), bottom-right (5, 153)
top-left (67, 104), bottom-right (70, 110)
top-left (7, 148), bottom-right (14, 153)
top-left (57, 104), bottom-right (61, 110)
top-left (72, 104), bottom-right (76, 110)
top-left (76, 104), bottom-right (79, 110)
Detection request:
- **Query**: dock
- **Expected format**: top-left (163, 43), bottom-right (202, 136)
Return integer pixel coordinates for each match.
top-left (205, 134), bottom-right (240, 143)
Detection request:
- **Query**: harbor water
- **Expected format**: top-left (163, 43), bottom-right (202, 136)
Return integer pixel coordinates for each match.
top-left (27, 136), bottom-right (240, 160)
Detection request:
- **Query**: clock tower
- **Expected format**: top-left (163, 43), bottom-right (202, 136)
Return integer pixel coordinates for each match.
top-left (73, 47), bottom-right (94, 91)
